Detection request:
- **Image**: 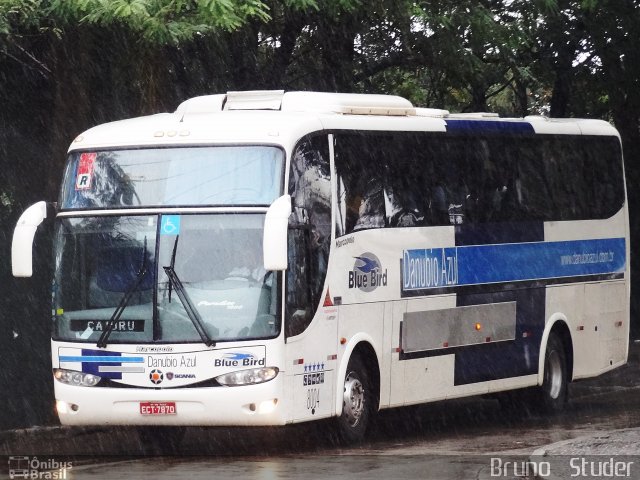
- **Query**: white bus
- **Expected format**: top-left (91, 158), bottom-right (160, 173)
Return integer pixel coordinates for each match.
top-left (12, 91), bottom-right (629, 444)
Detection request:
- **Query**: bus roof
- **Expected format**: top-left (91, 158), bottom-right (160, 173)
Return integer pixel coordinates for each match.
top-left (69, 91), bottom-right (619, 152)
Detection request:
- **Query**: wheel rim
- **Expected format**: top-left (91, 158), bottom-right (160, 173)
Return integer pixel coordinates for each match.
top-left (546, 350), bottom-right (563, 399)
top-left (343, 371), bottom-right (365, 427)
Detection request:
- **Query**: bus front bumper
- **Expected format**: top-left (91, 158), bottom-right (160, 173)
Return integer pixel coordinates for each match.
top-left (54, 377), bottom-right (286, 426)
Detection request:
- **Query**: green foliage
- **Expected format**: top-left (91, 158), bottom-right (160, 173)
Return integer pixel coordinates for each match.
top-left (44, 0), bottom-right (273, 43)
top-left (0, 0), bottom-right (637, 112)
top-left (283, 0), bottom-right (319, 11)
top-left (0, 0), bottom-right (292, 45)
top-left (0, 0), bottom-right (44, 34)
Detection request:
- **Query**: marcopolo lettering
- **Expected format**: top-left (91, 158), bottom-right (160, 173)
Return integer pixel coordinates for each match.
top-left (348, 252), bottom-right (387, 293)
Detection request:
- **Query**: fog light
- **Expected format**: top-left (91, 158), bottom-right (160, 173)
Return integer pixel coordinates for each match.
top-left (56, 400), bottom-right (78, 415)
top-left (56, 400), bottom-right (68, 415)
top-left (258, 399), bottom-right (278, 414)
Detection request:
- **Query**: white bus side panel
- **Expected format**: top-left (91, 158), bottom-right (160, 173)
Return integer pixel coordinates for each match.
top-left (335, 302), bottom-right (385, 409)
top-left (543, 209), bottom-right (629, 380)
top-left (402, 296), bottom-right (460, 405)
top-left (286, 304), bottom-right (338, 423)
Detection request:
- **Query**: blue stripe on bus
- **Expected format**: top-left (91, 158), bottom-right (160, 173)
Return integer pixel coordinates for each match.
top-left (401, 237), bottom-right (625, 294)
top-left (57, 349), bottom-right (144, 380)
top-left (401, 289), bottom-right (546, 385)
top-left (82, 350), bottom-right (124, 379)
top-left (453, 288), bottom-right (545, 385)
top-left (401, 236), bottom-right (625, 384)
top-left (59, 356), bottom-right (144, 363)
top-left (445, 119), bottom-right (535, 134)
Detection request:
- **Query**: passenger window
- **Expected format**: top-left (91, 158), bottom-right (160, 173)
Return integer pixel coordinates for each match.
top-left (383, 136), bottom-right (429, 228)
top-left (433, 138), bottom-right (476, 225)
top-left (335, 134), bottom-right (387, 235)
top-left (582, 137), bottom-right (624, 219)
top-left (333, 131), bottom-right (623, 235)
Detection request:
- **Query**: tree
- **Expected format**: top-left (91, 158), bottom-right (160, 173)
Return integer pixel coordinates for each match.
top-left (1, 0), bottom-right (639, 428)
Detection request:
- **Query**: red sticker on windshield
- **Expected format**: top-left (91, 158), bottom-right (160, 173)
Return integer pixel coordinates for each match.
top-left (75, 152), bottom-right (96, 190)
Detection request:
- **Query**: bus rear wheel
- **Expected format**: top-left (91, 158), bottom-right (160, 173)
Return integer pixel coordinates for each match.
top-left (336, 354), bottom-right (373, 444)
top-left (538, 332), bottom-right (568, 413)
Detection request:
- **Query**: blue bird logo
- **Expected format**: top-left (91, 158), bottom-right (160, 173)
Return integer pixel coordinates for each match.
top-left (223, 352), bottom-right (254, 361)
top-left (354, 256), bottom-right (380, 274)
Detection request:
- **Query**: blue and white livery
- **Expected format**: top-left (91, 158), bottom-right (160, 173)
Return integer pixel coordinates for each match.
top-left (12, 91), bottom-right (629, 443)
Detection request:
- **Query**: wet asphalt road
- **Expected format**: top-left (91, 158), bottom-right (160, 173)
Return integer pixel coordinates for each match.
top-left (3, 342), bottom-right (640, 479)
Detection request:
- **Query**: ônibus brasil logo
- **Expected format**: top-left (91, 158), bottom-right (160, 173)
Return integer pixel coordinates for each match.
top-left (348, 252), bottom-right (388, 292)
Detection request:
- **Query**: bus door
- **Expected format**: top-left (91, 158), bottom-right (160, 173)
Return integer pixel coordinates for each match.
top-left (285, 135), bottom-right (336, 421)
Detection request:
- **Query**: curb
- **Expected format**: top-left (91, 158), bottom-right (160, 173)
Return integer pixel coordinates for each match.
top-left (530, 428), bottom-right (640, 480)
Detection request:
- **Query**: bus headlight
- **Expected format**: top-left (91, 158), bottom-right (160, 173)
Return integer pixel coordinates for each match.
top-left (215, 367), bottom-right (279, 386)
top-left (53, 368), bottom-right (101, 387)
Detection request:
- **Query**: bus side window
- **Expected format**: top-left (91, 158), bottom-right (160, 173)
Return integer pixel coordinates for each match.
top-left (439, 140), bottom-right (472, 225)
top-left (286, 135), bottom-right (331, 338)
top-left (474, 139), bottom-right (511, 223)
top-left (385, 185), bottom-right (425, 227)
top-left (353, 178), bottom-right (385, 231)
top-left (506, 140), bottom-right (549, 220)
top-left (335, 134), bottom-right (386, 235)
top-left (586, 137), bottom-right (624, 218)
top-left (383, 137), bottom-right (427, 228)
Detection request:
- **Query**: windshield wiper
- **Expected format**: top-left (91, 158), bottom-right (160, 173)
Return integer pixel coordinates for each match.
top-left (164, 236), bottom-right (216, 347)
top-left (97, 238), bottom-right (148, 348)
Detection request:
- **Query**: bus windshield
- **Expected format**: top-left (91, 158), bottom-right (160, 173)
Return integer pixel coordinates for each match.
top-left (52, 214), bottom-right (279, 344)
top-left (60, 146), bottom-right (283, 209)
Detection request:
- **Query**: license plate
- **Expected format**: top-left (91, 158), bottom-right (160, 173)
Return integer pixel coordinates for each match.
top-left (139, 401), bottom-right (176, 415)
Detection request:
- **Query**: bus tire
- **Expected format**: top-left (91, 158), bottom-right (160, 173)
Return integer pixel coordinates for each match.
top-left (538, 332), bottom-right (568, 413)
top-left (336, 354), bottom-right (373, 444)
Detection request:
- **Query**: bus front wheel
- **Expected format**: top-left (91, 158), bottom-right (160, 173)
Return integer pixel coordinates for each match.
top-left (336, 354), bottom-right (373, 444)
top-left (538, 332), bottom-right (568, 413)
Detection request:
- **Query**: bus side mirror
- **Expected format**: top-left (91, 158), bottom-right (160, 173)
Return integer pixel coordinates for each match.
top-left (12, 201), bottom-right (48, 277)
top-left (263, 195), bottom-right (291, 271)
